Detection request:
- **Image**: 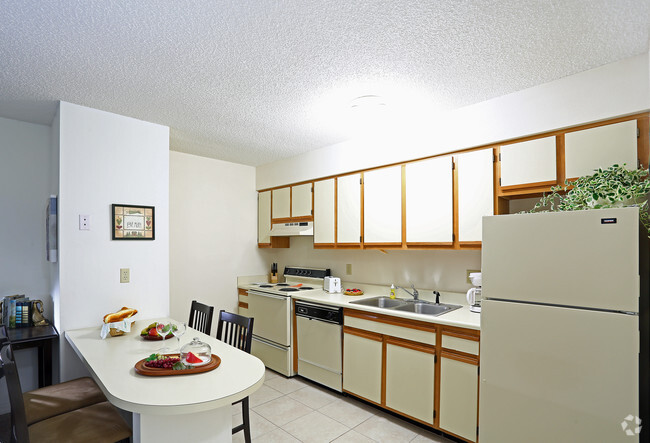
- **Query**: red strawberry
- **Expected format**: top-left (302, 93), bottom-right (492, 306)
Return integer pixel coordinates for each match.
top-left (148, 328), bottom-right (158, 337)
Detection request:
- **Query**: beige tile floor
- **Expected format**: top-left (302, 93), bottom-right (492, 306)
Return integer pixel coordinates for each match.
top-left (232, 369), bottom-right (456, 443)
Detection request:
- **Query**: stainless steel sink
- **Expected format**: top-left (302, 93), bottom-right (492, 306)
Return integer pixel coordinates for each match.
top-left (349, 296), bottom-right (406, 309)
top-left (349, 297), bottom-right (461, 317)
top-left (393, 302), bottom-right (462, 316)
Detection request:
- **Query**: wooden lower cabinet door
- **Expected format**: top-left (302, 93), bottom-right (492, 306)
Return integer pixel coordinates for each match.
top-left (385, 340), bottom-right (435, 425)
top-left (342, 329), bottom-right (382, 404)
top-left (439, 354), bottom-right (479, 442)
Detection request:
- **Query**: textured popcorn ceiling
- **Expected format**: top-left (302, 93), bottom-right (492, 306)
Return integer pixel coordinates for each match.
top-left (0, 1), bottom-right (648, 166)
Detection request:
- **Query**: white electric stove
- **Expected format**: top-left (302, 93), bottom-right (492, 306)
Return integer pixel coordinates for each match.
top-left (245, 267), bottom-right (330, 376)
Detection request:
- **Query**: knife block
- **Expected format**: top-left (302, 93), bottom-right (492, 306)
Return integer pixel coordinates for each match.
top-left (270, 273), bottom-right (278, 283)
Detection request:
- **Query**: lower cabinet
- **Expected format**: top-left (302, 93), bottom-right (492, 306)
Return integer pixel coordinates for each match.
top-left (237, 288), bottom-right (249, 316)
top-left (342, 329), bottom-right (382, 404)
top-left (342, 309), bottom-right (480, 443)
top-left (439, 352), bottom-right (479, 441)
top-left (385, 338), bottom-right (436, 425)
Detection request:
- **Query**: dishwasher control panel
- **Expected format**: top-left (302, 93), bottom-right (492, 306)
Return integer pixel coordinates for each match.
top-left (295, 301), bottom-right (342, 325)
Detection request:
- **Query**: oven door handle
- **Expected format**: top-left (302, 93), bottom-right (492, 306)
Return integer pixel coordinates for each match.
top-left (247, 290), bottom-right (289, 301)
top-left (252, 335), bottom-right (288, 351)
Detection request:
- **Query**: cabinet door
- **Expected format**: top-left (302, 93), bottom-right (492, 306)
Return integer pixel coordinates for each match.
top-left (291, 183), bottom-right (313, 218)
top-left (385, 340), bottom-right (435, 424)
top-left (500, 136), bottom-right (556, 187)
top-left (405, 157), bottom-right (453, 243)
top-left (258, 191), bottom-right (271, 245)
top-left (457, 149), bottom-right (494, 243)
top-left (363, 166), bottom-right (402, 244)
top-left (314, 179), bottom-right (335, 245)
top-left (439, 354), bottom-right (478, 442)
top-left (342, 329), bottom-right (382, 404)
top-left (272, 187), bottom-right (291, 220)
top-left (565, 120), bottom-right (637, 179)
top-left (337, 174), bottom-right (362, 244)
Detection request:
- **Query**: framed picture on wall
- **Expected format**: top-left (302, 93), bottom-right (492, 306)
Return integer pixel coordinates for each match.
top-left (112, 204), bottom-right (155, 240)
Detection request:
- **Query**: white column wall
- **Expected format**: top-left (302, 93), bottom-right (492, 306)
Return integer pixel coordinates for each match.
top-left (57, 102), bottom-right (170, 381)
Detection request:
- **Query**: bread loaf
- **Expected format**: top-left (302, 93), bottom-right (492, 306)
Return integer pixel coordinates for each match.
top-left (103, 306), bottom-right (138, 324)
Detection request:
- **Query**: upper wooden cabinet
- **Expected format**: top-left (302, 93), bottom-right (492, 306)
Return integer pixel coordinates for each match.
top-left (363, 166), bottom-right (402, 245)
top-left (405, 156), bottom-right (453, 244)
top-left (258, 190), bottom-right (271, 245)
top-left (271, 187), bottom-right (290, 220)
top-left (337, 173), bottom-right (362, 245)
top-left (271, 183), bottom-right (313, 222)
top-left (456, 149), bottom-right (494, 243)
top-left (291, 183), bottom-right (313, 218)
top-left (259, 113), bottom-right (648, 250)
top-left (564, 120), bottom-right (638, 179)
top-left (500, 136), bottom-right (557, 188)
top-left (313, 179), bottom-right (335, 245)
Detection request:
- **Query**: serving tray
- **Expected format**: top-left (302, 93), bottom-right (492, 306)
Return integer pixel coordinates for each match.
top-left (134, 354), bottom-right (221, 376)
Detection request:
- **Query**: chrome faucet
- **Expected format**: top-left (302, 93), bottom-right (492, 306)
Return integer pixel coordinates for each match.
top-left (433, 290), bottom-right (441, 304)
top-left (396, 284), bottom-right (419, 301)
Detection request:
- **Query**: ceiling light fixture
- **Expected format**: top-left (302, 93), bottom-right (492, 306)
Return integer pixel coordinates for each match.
top-left (350, 95), bottom-right (387, 109)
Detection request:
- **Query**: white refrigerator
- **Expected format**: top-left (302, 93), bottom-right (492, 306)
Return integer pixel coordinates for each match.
top-left (479, 207), bottom-right (642, 443)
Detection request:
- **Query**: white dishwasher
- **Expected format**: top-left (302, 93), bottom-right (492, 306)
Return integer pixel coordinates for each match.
top-left (295, 301), bottom-right (343, 392)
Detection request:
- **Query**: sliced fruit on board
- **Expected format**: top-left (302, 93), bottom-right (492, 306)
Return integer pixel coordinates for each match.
top-left (186, 352), bottom-right (202, 363)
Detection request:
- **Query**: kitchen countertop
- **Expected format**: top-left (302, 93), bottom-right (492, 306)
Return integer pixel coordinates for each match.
top-left (239, 280), bottom-right (480, 330)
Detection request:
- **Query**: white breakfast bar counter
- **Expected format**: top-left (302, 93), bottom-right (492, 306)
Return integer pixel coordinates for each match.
top-left (66, 318), bottom-right (265, 443)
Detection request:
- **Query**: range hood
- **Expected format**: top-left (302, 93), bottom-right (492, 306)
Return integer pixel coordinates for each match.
top-left (269, 221), bottom-right (313, 236)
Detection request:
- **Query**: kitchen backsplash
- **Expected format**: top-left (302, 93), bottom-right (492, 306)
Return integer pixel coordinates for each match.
top-left (258, 236), bottom-right (481, 293)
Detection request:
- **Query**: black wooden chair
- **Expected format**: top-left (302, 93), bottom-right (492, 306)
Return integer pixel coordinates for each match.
top-left (1, 341), bottom-right (131, 443)
top-left (188, 300), bottom-right (215, 335)
top-left (216, 310), bottom-right (254, 443)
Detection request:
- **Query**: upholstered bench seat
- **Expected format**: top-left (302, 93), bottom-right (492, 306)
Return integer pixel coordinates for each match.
top-left (28, 401), bottom-right (132, 443)
top-left (24, 376), bottom-right (106, 425)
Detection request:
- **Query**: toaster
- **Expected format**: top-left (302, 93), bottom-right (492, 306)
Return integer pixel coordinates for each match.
top-left (324, 276), bottom-right (341, 293)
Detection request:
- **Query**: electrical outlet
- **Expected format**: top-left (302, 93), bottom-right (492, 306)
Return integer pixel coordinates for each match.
top-left (466, 269), bottom-right (480, 284)
top-left (346, 264), bottom-right (352, 275)
top-left (120, 268), bottom-right (130, 283)
top-left (79, 215), bottom-right (90, 230)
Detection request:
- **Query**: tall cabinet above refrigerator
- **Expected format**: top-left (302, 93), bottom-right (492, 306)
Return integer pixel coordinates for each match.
top-left (479, 207), bottom-right (647, 443)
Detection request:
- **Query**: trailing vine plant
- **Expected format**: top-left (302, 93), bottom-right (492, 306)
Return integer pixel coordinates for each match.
top-left (527, 164), bottom-right (650, 236)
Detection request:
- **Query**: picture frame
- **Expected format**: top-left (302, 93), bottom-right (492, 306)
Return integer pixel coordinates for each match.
top-left (112, 204), bottom-right (155, 240)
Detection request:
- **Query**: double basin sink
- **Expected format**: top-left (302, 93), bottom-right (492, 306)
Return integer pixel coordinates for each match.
top-left (349, 296), bottom-right (461, 316)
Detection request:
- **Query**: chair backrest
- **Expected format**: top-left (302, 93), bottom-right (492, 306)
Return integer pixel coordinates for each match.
top-left (1, 342), bottom-right (30, 443)
top-left (215, 310), bottom-right (254, 353)
top-left (0, 324), bottom-right (8, 347)
top-left (188, 300), bottom-right (215, 335)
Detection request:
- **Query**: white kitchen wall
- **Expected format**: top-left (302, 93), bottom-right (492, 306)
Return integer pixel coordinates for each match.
top-left (257, 52), bottom-right (650, 189)
top-left (56, 102), bottom-right (170, 381)
top-left (259, 237), bottom-right (481, 294)
top-left (169, 151), bottom-right (267, 332)
top-left (0, 116), bottom-right (52, 413)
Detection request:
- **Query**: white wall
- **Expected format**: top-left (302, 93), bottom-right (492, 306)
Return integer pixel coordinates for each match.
top-left (0, 116), bottom-right (53, 412)
top-left (257, 53), bottom-right (650, 189)
top-left (169, 151), bottom-right (266, 332)
top-left (259, 237), bottom-right (481, 294)
top-left (56, 102), bottom-right (170, 381)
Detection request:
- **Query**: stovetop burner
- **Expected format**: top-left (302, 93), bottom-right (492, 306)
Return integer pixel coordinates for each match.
top-left (258, 284), bottom-right (273, 288)
top-left (298, 287), bottom-right (313, 290)
top-left (279, 288), bottom-right (299, 292)
top-left (275, 283), bottom-right (290, 286)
